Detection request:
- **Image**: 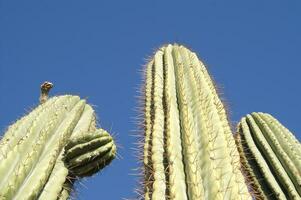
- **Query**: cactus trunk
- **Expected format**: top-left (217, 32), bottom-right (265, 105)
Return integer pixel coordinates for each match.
top-left (142, 44), bottom-right (251, 200)
top-left (0, 95), bottom-right (116, 200)
top-left (236, 112), bottom-right (301, 200)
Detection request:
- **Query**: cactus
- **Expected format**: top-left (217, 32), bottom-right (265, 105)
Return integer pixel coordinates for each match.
top-left (0, 83), bottom-right (116, 200)
top-left (236, 112), bottom-right (301, 200)
top-left (64, 129), bottom-right (116, 177)
top-left (140, 44), bottom-right (252, 200)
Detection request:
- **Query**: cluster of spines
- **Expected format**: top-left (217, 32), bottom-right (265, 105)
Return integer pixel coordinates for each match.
top-left (236, 112), bottom-right (301, 200)
top-left (139, 44), bottom-right (251, 200)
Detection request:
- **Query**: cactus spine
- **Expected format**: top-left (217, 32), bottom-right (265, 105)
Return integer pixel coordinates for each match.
top-left (236, 112), bottom-right (301, 200)
top-left (0, 87), bottom-right (116, 199)
top-left (142, 44), bottom-right (251, 200)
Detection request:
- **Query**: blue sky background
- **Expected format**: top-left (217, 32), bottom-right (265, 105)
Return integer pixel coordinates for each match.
top-left (0, 1), bottom-right (300, 199)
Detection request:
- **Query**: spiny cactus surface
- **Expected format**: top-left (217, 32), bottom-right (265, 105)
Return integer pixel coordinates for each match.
top-left (64, 129), bottom-right (116, 177)
top-left (141, 44), bottom-right (251, 200)
top-left (236, 112), bottom-right (301, 200)
top-left (0, 95), bottom-right (116, 200)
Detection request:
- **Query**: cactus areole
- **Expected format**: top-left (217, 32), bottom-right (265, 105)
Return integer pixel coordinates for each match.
top-left (0, 82), bottom-right (116, 200)
top-left (141, 44), bottom-right (251, 200)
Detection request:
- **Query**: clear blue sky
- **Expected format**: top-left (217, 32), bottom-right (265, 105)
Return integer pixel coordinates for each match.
top-left (1, 1), bottom-right (300, 199)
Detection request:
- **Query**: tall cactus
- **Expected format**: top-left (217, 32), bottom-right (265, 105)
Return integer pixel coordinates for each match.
top-left (0, 83), bottom-right (116, 200)
top-left (141, 44), bottom-right (251, 200)
top-left (236, 112), bottom-right (301, 200)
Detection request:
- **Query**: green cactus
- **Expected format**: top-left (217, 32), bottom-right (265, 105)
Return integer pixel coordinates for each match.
top-left (141, 44), bottom-right (251, 200)
top-left (0, 84), bottom-right (116, 200)
top-left (64, 129), bottom-right (116, 177)
top-left (236, 112), bottom-right (301, 200)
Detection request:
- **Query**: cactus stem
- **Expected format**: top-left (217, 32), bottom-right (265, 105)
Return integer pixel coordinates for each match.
top-left (138, 44), bottom-right (252, 200)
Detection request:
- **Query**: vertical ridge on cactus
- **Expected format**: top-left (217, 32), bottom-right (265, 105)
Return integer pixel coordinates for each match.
top-left (141, 44), bottom-right (251, 200)
top-left (236, 112), bottom-right (301, 200)
top-left (0, 93), bottom-right (116, 200)
top-left (38, 154), bottom-right (70, 200)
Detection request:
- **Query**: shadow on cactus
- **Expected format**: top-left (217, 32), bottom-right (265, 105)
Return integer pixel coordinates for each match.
top-left (0, 82), bottom-right (116, 200)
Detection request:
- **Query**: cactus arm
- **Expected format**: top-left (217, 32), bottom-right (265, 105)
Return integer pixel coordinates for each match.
top-left (69, 143), bottom-right (115, 177)
top-left (66, 130), bottom-right (111, 159)
top-left (65, 129), bottom-right (116, 177)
